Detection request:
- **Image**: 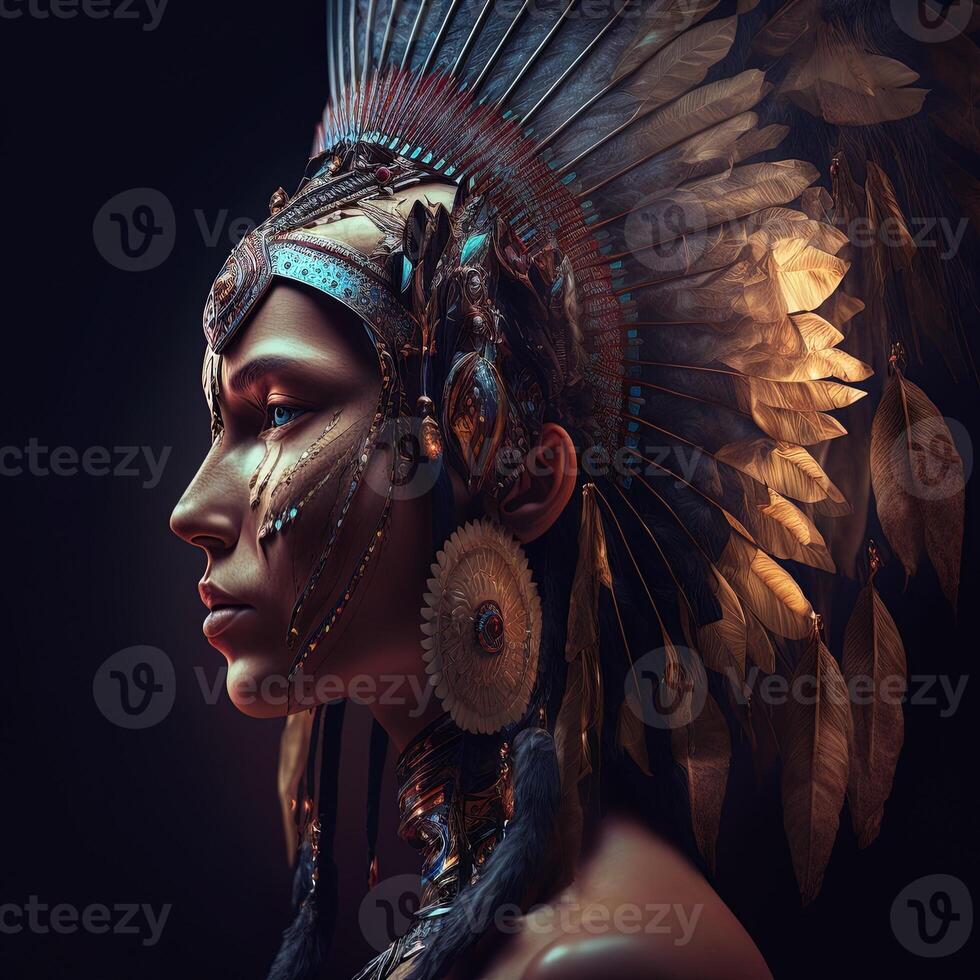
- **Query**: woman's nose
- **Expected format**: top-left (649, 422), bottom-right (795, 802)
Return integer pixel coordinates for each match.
top-left (170, 454), bottom-right (241, 552)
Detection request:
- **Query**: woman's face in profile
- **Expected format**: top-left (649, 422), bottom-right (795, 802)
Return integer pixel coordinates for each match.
top-left (170, 282), bottom-right (433, 717)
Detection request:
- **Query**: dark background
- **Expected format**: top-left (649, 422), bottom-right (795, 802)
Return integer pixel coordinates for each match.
top-left (0, 2), bottom-right (977, 978)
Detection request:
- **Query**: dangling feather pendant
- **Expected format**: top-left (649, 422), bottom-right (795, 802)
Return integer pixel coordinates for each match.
top-left (671, 691), bottom-right (731, 874)
top-left (841, 543), bottom-right (906, 848)
top-left (555, 484), bottom-right (609, 875)
top-left (870, 346), bottom-right (965, 608)
top-left (780, 620), bottom-right (851, 905)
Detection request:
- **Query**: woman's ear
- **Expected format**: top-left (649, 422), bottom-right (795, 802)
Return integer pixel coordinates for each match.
top-left (496, 423), bottom-right (577, 543)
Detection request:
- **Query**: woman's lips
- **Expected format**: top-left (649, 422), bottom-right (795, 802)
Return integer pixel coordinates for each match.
top-left (202, 604), bottom-right (255, 639)
top-left (199, 580), bottom-right (255, 640)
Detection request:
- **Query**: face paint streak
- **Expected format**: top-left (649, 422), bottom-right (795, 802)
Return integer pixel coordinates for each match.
top-left (287, 482), bottom-right (395, 686)
top-left (248, 441), bottom-right (282, 510)
top-left (265, 410), bottom-right (344, 511)
top-left (258, 441), bottom-right (358, 544)
top-left (257, 411), bottom-right (353, 541)
top-left (255, 442), bottom-right (284, 505)
top-left (280, 439), bottom-right (361, 614)
top-left (285, 354), bottom-right (397, 649)
top-left (285, 442), bottom-right (370, 634)
top-left (248, 441), bottom-right (272, 495)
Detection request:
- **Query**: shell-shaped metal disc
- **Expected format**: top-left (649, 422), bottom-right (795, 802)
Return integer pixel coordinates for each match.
top-left (420, 519), bottom-right (541, 734)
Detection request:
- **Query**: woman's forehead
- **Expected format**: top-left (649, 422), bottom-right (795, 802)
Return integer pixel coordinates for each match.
top-left (217, 283), bottom-right (368, 373)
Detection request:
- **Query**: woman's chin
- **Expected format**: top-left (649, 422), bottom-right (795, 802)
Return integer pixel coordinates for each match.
top-left (224, 653), bottom-right (294, 718)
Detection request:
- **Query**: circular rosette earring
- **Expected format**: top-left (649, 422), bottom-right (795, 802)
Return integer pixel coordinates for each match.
top-left (421, 519), bottom-right (542, 735)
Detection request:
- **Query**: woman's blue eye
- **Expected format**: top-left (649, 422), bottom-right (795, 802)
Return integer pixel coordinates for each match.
top-left (268, 405), bottom-right (305, 429)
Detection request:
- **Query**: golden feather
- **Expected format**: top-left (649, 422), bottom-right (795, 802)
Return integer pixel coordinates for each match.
top-left (745, 610), bottom-right (777, 674)
top-left (865, 161), bottom-right (917, 272)
top-left (777, 23), bottom-right (928, 125)
top-left (743, 401), bottom-right (847, 446)
top-left (870, 364), bottom-right (965, 608)
top-left (628, 70), bottom-right (769, 159)
top-left (613, 1), bottom-right (724, 85)
top-left (716, 437), bottom-right (847, 508)
top-left (842, 550), bottom-right (906, 849)
top-left (622, 17), bottom-right (739, 111)
top-left (718, 534), bottom-right (814, 640)
top-left (677, 161), bottom-right (822, 238)
top-left (746, 377), bottom-right (865, 413)
top-left (681, 567), bottom-right (748, 679)
top-left (753, 0), bottom-right (821, 60)
top-left (619, 697), bottom-right (652, 776)
top-left (781, 630), bottom-right (851, 904)
top-left (671, 692), bottom-right (731, 873)
top-left (724, 344), bottom-right (872, 384)
top-left (732, 122), bottom-right (790, 163)
top-left (794, 312), bottom-right (844, 350)
top-left (742, 487), bottom-right (836, 573)
top-left (769, 239), bottom-right (849, 314)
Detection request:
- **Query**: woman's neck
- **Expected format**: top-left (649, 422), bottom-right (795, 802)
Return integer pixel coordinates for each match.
top-left (363, 649), bottom-right (447, 753)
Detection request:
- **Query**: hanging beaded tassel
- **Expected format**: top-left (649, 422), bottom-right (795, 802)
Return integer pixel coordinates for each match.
top-left (268, 701), bottom-right (346, 980)
top-left (366, 719), bottom-right (390, 889)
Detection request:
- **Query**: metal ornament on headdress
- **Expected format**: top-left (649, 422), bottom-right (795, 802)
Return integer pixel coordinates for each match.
top-left (421, 519), bottom-right (541, 735)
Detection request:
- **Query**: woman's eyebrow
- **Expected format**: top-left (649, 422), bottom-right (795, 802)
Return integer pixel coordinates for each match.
top-left (225, 355), bottom-right (305, 396)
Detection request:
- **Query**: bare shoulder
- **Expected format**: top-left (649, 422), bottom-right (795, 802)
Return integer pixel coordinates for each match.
top-left (480, 818), bottom-right (772, 980)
